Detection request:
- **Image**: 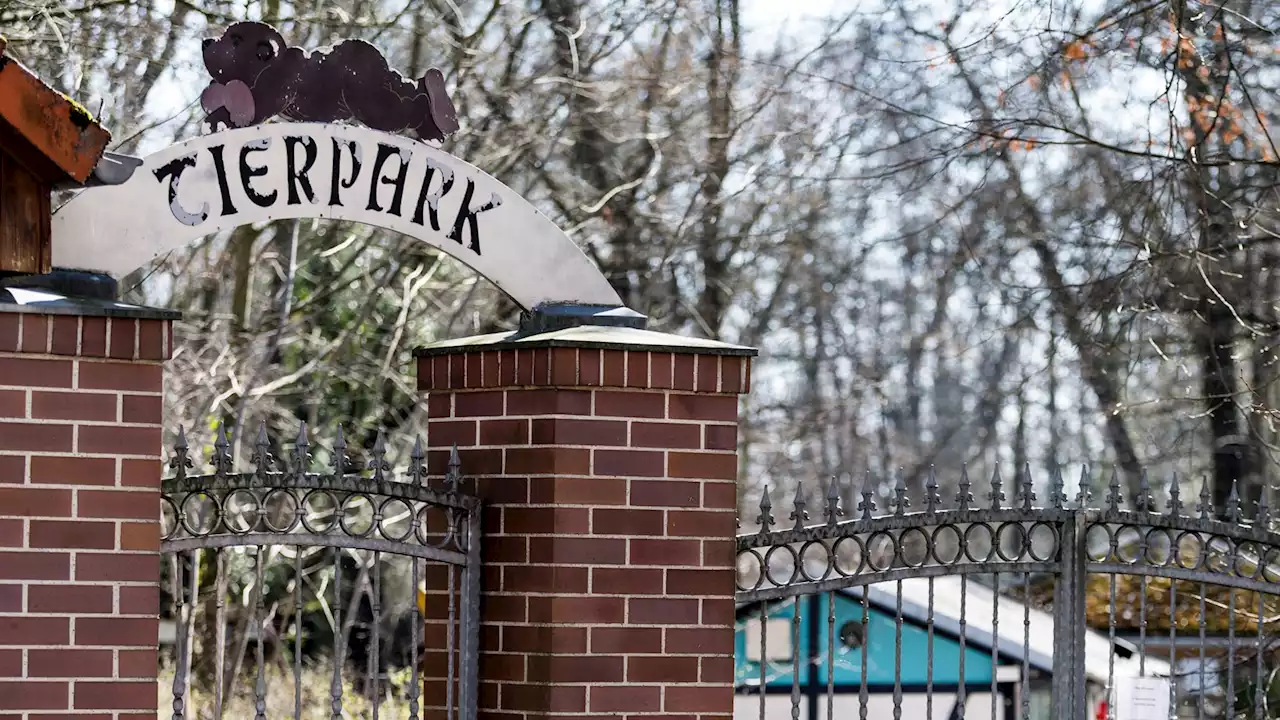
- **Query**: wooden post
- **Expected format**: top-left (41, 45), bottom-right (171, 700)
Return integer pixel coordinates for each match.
top-left (0, 153), bottom-right (52, 275)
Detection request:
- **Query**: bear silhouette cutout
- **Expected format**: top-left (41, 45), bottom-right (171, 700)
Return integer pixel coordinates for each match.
top-left (200, 22), bottom-right (459, 141)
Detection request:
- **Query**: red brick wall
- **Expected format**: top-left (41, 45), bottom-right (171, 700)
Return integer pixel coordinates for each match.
top-left (0, 313), bottom-right (171, 719)
top-left (418, 345), bottom-right (750, 719)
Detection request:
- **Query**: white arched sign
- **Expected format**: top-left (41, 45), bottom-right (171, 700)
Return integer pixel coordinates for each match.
top-left (51, 123), bottom-right (621, 310)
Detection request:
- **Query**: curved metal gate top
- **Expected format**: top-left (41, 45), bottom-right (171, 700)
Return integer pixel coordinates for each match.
top-left (736, 467), bottom-right (1280, 720)
top-left (160, 424), bottom-right (480, 720)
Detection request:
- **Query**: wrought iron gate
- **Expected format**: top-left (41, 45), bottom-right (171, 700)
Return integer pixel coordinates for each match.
top-left (736, 468), bottom-right (1280, 719)
top-left (159, 424), bottom-right (480, 719)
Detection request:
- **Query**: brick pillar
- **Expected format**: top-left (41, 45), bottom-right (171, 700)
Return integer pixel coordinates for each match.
top-left (0, 306), bottom-right (175, 719)
top-left (416, 330), bottom-right (753, 718)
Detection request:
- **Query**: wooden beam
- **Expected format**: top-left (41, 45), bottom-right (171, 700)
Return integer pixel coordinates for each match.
top-left (0, 54), bottom-right (110, 184)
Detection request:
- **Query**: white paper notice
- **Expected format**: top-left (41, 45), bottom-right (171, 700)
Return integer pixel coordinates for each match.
top-left (1114, 677), bottom-right (1171, 720)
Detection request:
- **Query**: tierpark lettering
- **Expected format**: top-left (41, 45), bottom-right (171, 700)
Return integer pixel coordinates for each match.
top-left (153, 131), bottom-right (499, 256)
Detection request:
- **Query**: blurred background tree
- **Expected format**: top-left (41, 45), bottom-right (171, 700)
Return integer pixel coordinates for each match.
top-left (2, 0), bottom-right (1276, 549)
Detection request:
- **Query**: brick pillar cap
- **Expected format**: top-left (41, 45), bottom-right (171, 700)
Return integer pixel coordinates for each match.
top-left (414, 324), bottom-right (757, 358)
top-left (0, 284), bottom-right (181, 320)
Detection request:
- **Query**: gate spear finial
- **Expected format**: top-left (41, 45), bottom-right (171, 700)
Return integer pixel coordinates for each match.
top-left (756, 485), bottom-right (775, 534)
top-left (291, 422), bottom-right (311, 478)
top-left (891, 470), bottom-right (910, 517)
top-left (790, 481), bottom-right (809, 531)
top-left (1197, 475), bottom-right (1213, 520)
top-left (250, 422), bottom-right (272, 483)
top-left (825, 476), bottom-right (843, 526)
top-left (857, 470), bottom-right (877, 521)
top-left (445, 444), bottom-right (462, 492)
top-left (1167, 472), bottom-right (1183, 517)
top-left (924, 466), bottom-right (940, 516)
top-left (408, 435), bottom-right (427, 487)
top-left (1136, 469), bottom-right (1153, 513)
top-left (988, 464), bottom-right (1005, 511)
top-left (1226, 478), bottom-right (1242, 524)
top-left (1105, 466), bottom-right (1123, 513)
top-left (211, 422), bottom-right (234, 478)
top-left (957, 465), bottom-right (973, 512)
top-left (331, 426), bottom-right (349, 476)
top-left (368, 431), bottom-right (391, 482)
top-left (1049, 464), bottom-right (1066, 510)
top-left (1017, 463), bottom-right (1036, 510)
top-left (1075, 465), bottom-right (1093, 509)
top-left (169, 426), bottom-right (193, 484)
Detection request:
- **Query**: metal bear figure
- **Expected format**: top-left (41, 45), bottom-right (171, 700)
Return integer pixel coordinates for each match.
top-left (200, 22), bottom-right (459, 142)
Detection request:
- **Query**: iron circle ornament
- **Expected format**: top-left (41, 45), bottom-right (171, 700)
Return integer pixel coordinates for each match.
top-left (962, 523), bottom-right (995, 563)
top-left (1235, 541), bottom-right (1261, 580)
top-left (1261, 547), bottom-right (1280, 583)
top-left (414, 503), bottom-right (437, 547)
top-left (181, 492), bottom-right (220, 536)
top-left (931, 524), bottom-right (962, 565)
top-left (866, 531), bottom-right (896, 571)
top-left (1115, 525), bottom-right (1143, 564)
top-left (1144, 526), bottom-right (1174, 566)
top-left (764, 544), bottom-right (800, 588)
top-left (736, 550), bottom-right (766, 592)
top-left (799, 540), bottom-right (833, 582)
top-left (415, 504), bottom-right (460, 550)
top-left (301, 489), bottom-right (339, 534)
top-left (378, 497), bottom-right (415, 542)
top-left (1205, 535), bottom-right (1234, 574)
top-left (1027, 522), bottom-right (1058, 562)
top-left (339, 493), bottom-right (377, 538)
top-left (1086, 523), bottom-right (1113, 562)
top-left (160, 496), bottom-right (181, 540)
top-left (223, 488), bottom-right (261, 534)
top-left (454, 510), bottom-right (472, 553)
top-left (261, 488), bottom-right (299, 533)
top-left (1175, 531), bottom-right (1204, 570)
top-left (433, 508), bottom-right (462, 551)
top-left (899, 527), bottom-right (931, 568)
top-left (995, 522), bottom-right (1027, 562)
top-left (832, 535), bottom-right (865, 576)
